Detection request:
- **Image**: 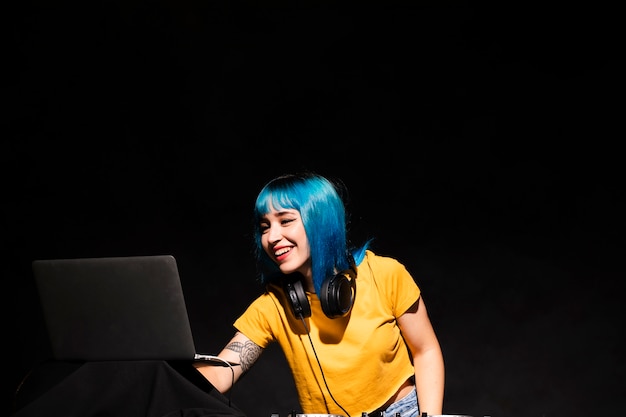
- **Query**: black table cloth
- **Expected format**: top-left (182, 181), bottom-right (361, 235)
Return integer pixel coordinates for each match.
top-left (11, 360), bottom-right (246, 417)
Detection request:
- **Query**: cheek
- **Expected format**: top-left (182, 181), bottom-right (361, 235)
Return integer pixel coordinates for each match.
top-left (295, 227), bottom-right (310, 247)
top-left (260, 235), bottom-right (272, 254)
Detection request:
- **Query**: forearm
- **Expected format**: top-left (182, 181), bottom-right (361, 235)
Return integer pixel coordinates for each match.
top-left (413, 348), bottom-right (445, 416)
top-left (193, 362), bottom-right (238, 393)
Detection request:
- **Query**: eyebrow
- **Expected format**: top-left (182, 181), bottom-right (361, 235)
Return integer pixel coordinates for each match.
top-left (275, 209), bottom-right (298, 215)
top-left (260, 209), bottom-right (298, 220)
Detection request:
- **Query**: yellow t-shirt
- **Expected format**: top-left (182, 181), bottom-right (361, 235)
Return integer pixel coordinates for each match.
top-left (233, 250), bottom-right (420, 416)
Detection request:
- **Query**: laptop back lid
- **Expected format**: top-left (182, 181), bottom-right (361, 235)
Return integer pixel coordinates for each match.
top-left (32, 254), bottom-right (198, 361)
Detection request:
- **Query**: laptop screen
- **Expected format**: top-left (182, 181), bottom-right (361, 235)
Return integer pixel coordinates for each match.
top-left (32, 255), bottom-right (199, 361)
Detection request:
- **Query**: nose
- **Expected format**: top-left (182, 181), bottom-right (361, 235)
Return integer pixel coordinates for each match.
top-left (267, 224), bottom-right (282, 244)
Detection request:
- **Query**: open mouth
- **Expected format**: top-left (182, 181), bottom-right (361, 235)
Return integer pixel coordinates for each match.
top-left (274, 247), bottom-right (291, 260)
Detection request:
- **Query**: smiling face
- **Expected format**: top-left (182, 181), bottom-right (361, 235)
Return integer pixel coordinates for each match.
top-left (259, 205), bottom-right (312, 284)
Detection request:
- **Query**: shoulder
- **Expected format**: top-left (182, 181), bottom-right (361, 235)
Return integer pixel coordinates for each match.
top-left (361, 250), bottom-right (408, 272)
top-left (235, 284), bottom-right (287, 340)
top-left (361, 250), bottom-right (418, 289)
top-left (359, 250), bottom-right (420, 314)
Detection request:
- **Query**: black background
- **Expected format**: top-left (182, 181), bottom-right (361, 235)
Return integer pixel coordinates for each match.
top-left (3, 1), bottom-right (624, 416)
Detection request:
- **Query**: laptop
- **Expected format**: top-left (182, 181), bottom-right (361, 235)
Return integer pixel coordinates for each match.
top-left (32, 254), bottom-right (232, 365)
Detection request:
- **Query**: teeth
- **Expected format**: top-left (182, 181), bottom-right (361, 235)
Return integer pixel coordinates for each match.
top-left (275, 248), bottom-right (290, 256)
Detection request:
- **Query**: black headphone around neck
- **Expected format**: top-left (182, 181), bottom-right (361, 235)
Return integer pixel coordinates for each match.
top-left (284, 254), bottom-right (357, 319)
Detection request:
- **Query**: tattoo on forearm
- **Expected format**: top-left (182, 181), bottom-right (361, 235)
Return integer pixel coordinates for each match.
top-left (226, 340), bottom-right (262, 372)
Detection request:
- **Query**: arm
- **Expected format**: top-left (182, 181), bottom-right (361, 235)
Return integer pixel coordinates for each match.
top-left (396, 296), bottom-right (445, 416)
top-left (193, 331), bottom-right (263, 393)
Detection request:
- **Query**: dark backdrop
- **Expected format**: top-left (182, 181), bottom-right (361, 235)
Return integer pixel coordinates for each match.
top-left (3, 1), bottom-right (624, 416)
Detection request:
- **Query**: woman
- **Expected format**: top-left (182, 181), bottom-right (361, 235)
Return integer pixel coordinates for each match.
top-left (194, 172), bottom-right (444, 417)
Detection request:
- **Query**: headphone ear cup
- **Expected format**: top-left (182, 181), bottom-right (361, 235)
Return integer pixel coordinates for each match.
top-left (284, 276), bottom-right (311, 319)
top-left (320, 272), bottom-right (356, 318)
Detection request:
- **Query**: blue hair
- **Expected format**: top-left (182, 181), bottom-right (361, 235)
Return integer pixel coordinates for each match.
top-left (253, 172), bottom-right (369, 295)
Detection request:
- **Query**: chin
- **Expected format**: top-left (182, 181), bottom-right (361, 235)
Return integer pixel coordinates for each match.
top-left (279, 267), bottom-right (297, 275)
top-left (278, 264), bottom-right (300, 276)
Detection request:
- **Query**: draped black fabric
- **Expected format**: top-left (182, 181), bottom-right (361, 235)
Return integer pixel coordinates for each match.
top-left (11, 360), bottom-right (246, 417)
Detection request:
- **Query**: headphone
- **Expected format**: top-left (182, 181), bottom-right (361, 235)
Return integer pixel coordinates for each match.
top-left (284, 254), bottom-right (357, 319)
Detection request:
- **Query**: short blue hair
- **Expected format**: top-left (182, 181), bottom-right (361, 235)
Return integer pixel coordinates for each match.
top-left (253, 172), bottom-right (369, 295)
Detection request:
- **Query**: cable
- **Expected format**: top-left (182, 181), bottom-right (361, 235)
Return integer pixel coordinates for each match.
top-left (194, 354), bottom-right (240, 368)
top-left (300, 316), bottom-right (351, 417)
